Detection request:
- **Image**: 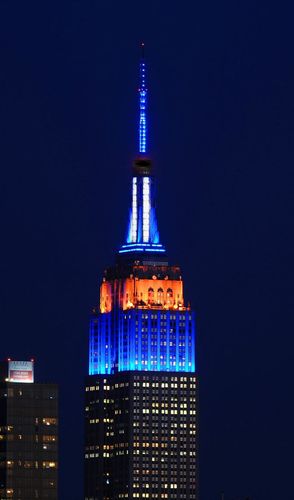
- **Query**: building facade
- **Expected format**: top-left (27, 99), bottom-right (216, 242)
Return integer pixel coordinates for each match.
top-left (0, 360), bottom-right (58, 500)
top-left (85, 47), bottom-right (198, 500)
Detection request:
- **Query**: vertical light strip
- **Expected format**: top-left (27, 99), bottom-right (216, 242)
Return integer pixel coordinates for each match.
top-left (191, 313), bottom-right (196, 371)
top-left (138, 312), bottom-right (142, 370)
top-left (89, 322), bottom-right (94, 375)
top-left (166, 312), bottom-right (170, 371)
top-left (185, 314), bottom-right (189, 372)
top-left (157, 312), bottom-right (161, 370)
top-left (131, 177), bottom-right (137, 242)
top-left (142, 177), bottom-right (150, 242)
top-left (147, 315), bottom-right (151, 371)
top-left (139, 61), bottom-right (147, 154)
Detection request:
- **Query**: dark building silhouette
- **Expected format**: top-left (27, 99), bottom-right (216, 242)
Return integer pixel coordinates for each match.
top-left (0, 360), bottom-right (58, 499)
top-left (84, 46), bottom-right (198, 500)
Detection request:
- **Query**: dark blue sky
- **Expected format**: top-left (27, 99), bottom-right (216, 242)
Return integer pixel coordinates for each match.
top-left (0, 2), bottom-right (293, 499)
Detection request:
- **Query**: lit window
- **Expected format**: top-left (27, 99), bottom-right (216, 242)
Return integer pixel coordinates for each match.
top-left (42, 418), bottom-right (57, 426)
top-left (43, 461), bottom-right (57, 469)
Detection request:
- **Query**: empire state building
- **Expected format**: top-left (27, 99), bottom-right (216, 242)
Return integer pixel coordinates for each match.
top-left (84, 46), bottom-right (198, 500)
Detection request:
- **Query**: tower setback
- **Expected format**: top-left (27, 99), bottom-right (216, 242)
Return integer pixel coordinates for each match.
top-left (85, 46), bottom-right (198, 500)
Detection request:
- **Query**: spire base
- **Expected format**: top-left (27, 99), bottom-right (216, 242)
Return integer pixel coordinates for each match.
top-left (133, 157), bottom-right (153, 177)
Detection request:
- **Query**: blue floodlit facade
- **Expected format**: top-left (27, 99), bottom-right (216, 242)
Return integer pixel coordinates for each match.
top-left (89, 309), bottom-right (195, 375)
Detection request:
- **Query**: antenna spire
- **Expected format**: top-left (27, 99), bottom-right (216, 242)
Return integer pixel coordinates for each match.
top-left (139, 42), bottom-right (147, 155)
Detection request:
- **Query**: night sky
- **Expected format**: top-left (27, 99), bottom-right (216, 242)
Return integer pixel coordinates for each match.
top-left (0, 2), bottom-right (293, 499)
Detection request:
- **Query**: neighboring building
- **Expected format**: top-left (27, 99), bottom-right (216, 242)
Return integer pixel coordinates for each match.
top-left (85, 46), bottom-right (198, 500)
top-left (0, 359), bottom-right (58, 499)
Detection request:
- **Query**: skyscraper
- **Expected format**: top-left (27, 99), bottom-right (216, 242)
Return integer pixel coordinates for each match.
top-left (0, 359), bottom-right (58, 499)
top-left (85, 45), bottom-right (198, 500)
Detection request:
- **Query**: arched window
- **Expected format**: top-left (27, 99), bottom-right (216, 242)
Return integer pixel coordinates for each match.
top-left (148, 287), bottom-right (154, 304)
top-left (167, 288), bottom-right (173, 306)
top-left (157, 287), bottom-right (164, 304)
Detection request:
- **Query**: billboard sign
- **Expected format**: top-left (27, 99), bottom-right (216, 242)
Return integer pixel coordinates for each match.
top-left (8, 360), bottom-right (34, 383)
